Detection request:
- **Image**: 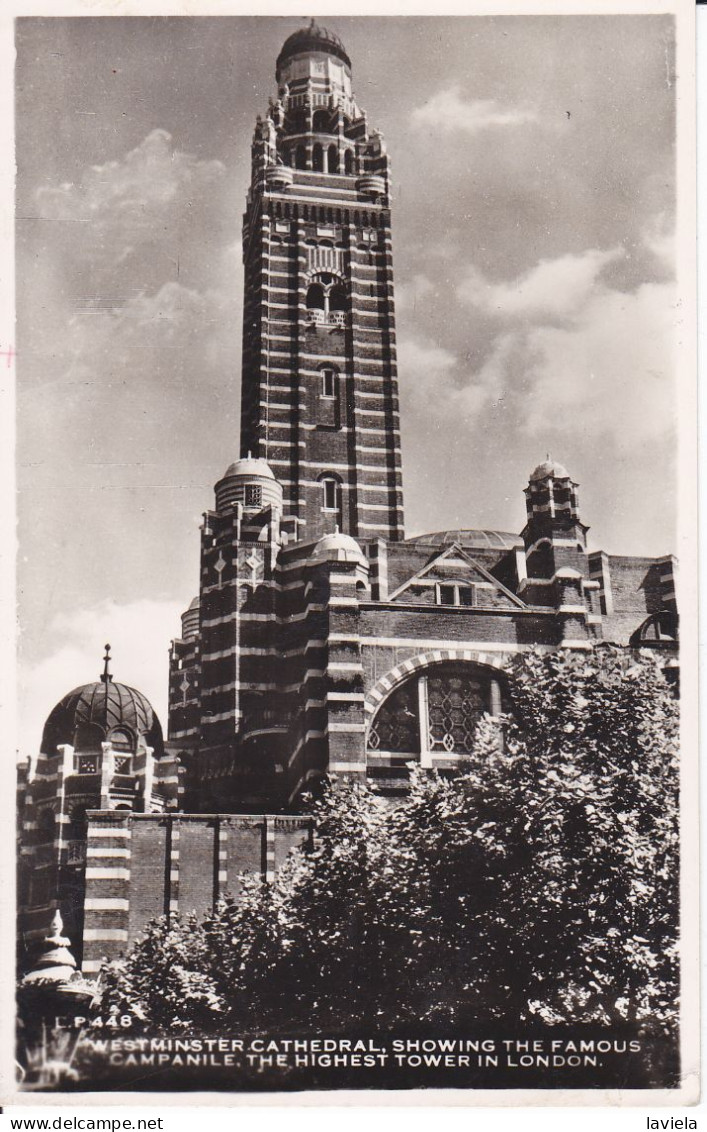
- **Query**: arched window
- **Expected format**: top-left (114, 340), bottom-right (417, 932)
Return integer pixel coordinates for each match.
top-left (320, 475), bottom-right (342, 526)
top-left (110, 728), bottom-right (135, 775)
top-left (312, 144), bottom-right (324, 172)
top-left (306, 283), bottom-right (326, 324)
top-left (313, 110), bottom-right (329, 132)
top-left (329, 284), bottom-right (346, 312)
top-left (630, 609), bottom-right (679, 647)
top-left (327, 145), bottom-right (338, 174)
top-left (110, 728), bottom-right (134, 752)
top-left (367, 662), bottom-right (505, 766)
top-left (328, 284), bottom-right (347, 327)
top-left (344, 149), bottom-right (354, 175)
top-left (322, 477), bottom-right (339, 511)
top-left (295, 145), bottom-right (307, 170)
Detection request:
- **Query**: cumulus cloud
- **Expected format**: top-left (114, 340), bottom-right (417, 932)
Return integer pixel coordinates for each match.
top-left (411, 89), bottom-right (538, 134)
top-left (448, 237), bottom-right (676, 449)
top-left (517, 279), bottom-right (676, 444)
top-left (458, 247), bottom-right (622, 320)
top-left (37, 128), bottom-right (225, 264)
top-left (397, 334), bottom-right (494, 421)
top-left (19, 598), bottom-right (184, 759)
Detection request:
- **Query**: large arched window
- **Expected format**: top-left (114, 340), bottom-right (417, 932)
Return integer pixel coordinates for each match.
top-left (295, 144), bottom-right (307, 170)
top-left (306, 276), bottom-right (347, 327)
top-left (344, 149), bottom-right (354, 175)
top-left (367, 662), bottom-right (504, 766)
top-left (327, 145), bottom-right (338, 174)
top-left (313, 110), bottom-right (330, 132)
top-left (312, 144), bottom-right (324, 172)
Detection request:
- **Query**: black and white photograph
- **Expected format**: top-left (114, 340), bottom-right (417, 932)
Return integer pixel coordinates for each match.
top-left (5, 0), bottom-right (698, 1105)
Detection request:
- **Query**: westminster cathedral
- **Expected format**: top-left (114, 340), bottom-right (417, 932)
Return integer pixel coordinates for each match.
top-left (17, 22), bottom-right (678, 979)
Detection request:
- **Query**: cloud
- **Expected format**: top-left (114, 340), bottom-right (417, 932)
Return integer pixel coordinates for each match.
top-left (397, 334), bottom-right (492, 422)
top-left (458, 247), bottom-right (622, 320)
top-left (642, 213), bottom-right (675, 272)
top-left (400, 232), bottom-right (676, 454)
top-left (37, 128), bottom-right (225, 258)
top-left (19, 598), bottom-right (184, 760)
top-left (517, 278), bottom-right (676, 445)
top-left (411, 89), bottom-right (538, 135)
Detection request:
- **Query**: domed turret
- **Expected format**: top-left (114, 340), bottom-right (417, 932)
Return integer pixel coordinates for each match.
top-left (276, 20), bottom-right (351, 81)
top-left (40, 646), bottom-right (164, 757)
top-left (310, 528), bottom-right (368, 567)
top-left (214, 455), bottom-right (283, 514)
top-left (180, 596), bottom-right (200, 641)
top-left (529, 456), bottom-right (571, 483)
top-left (524, 455), bottom-right (580, 531)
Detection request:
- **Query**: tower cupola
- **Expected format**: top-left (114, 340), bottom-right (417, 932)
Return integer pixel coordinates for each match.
top-left (524, 455), bottom-right (581, 530)
top-left (276, 20), bottom-right (352, 89)
top-left (214, 456), bottom-right (283, 514)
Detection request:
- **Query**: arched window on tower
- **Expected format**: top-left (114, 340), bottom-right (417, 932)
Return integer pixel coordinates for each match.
top-left (313, 109), bottom-right (329, 132)
top-left (328, 283), bottom-right (347, 326)
top-left (320, 475), bottom-right (343, 527)
top-left (312, 144), bottom-right (324, 172)
top-left (327, 145), bottom-right (338, 174)
top-left (306, 283), bottom-right (326, 325)
top-left (344, 149), bottom-right (354, 175)
top-left (295, 144), bottom-right (307, 170)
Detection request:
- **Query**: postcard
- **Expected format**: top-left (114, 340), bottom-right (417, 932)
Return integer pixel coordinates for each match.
top-left (3, 1), bottom-right (698, 1106)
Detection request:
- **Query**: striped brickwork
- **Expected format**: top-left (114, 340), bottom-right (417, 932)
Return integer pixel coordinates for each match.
top-left (81, 812), bottom-right (311, 972)
top-left (239, 45), bottom-right (404, 544)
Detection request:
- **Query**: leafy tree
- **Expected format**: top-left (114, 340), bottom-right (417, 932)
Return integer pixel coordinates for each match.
top-left (100, 646), bottom-right (679, 1037)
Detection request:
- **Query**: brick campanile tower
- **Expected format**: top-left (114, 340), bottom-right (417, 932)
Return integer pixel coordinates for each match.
top-left (240, 20), bottom-right (405, 542)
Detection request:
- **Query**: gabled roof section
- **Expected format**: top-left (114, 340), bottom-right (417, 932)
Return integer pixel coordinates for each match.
top-left (387, 542), bottom-right (526, 609)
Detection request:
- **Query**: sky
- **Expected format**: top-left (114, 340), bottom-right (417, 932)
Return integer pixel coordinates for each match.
top-left (15, 13), bottom-right (678, 754)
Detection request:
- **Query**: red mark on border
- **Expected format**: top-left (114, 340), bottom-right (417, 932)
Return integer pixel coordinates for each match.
top-left (0, 345), bottom-right (16, 368)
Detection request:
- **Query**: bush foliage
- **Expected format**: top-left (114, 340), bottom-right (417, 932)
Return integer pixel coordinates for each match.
top-left (100, 646), bottom-right (679, 1035)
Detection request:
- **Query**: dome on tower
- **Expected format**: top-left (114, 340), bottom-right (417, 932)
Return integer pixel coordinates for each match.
top-left (214, 456), bottom-right (283, 512)
top-left (276, 20), bottom-right (351, 77)
top-left (529, 456), bottom-right (571, 483)
top-left (40, 648), bottom-right (164, 757)
top-left (310, 529), bottom-right (367, 566)
top-left (220, 456), bottom-right (276, 481)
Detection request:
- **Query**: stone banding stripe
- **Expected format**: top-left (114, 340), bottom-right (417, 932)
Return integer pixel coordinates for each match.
top-left (363, 648), bottom-right (511, 715)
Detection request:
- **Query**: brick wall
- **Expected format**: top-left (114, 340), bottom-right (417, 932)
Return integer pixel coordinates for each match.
top-left (81, 811), bottom-right (311, 973)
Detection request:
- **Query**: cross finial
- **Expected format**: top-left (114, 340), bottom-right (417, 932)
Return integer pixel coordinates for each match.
top-left (101, 643), bottom-right (112, 684)
top-left (546, 451), bottom-right (552, 461)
